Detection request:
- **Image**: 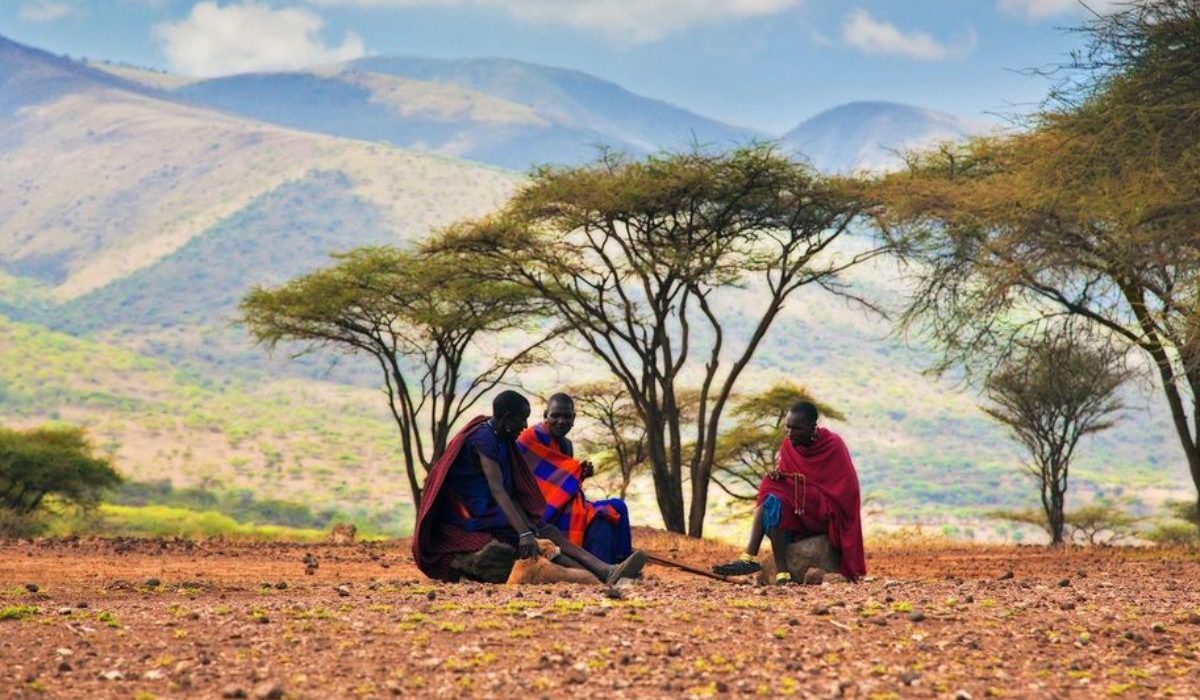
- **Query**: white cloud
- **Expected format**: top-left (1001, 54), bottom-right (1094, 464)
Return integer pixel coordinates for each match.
top-left (304, 0), bottom-right (803, 42)
top-left (998, 0), bottom-right (1123, 21)
top-left (19, 0), bottom-right (75, 23)
top-left (842, 8), bottom-right (970, 61)
top-left (154, 2), bottom-right (366, 78)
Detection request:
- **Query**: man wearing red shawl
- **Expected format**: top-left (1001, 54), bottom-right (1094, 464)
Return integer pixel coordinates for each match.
top-left (412, 390), bottom-right (645, 584)
top-left (517, 393), bottom-right (634, 565)
top-left (713, 401), bottom-right (866, 583)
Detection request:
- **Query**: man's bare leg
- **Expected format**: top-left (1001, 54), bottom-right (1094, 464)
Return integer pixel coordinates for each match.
top-left (712, 506), bottom-right (767, 576)
top-left (537, 524), bottom-right (643, 583)
top-left (765, 526), bottom-right (792, 583)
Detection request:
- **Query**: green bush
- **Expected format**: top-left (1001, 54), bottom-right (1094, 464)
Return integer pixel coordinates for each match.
top-left (0, 425), bottom-right (122, 515)
top-left (1143, 521), bottom-right (1200, 545)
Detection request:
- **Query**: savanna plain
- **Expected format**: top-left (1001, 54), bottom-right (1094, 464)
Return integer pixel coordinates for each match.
top-left (3, 530), bottom-right (1199, 700)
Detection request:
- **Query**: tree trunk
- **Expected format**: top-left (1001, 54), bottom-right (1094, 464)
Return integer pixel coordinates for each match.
top-left (687, 459), bottom-right (710, 538)
top-left (644, 424), bottom-right (685, 533)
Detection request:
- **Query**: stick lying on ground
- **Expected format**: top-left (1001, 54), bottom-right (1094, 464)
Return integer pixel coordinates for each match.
top-left (644, 552), bottom-right (750, 584)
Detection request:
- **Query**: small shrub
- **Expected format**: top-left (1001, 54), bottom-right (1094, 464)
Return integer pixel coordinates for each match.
top-left (1143, 522), bottom-right (1200, 545)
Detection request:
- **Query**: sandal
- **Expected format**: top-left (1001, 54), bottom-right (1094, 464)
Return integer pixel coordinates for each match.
top-left (606, 550), bottom-right (647, 585)
top-left (712, 558), bottom-right (762, 576)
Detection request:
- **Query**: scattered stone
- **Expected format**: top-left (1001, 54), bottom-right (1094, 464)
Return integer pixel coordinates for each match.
top-left (100, 670), bottom-right (124, 681)
top-left (274, 581), bottom-right (287, 591)
top-left (1187, 612), bottom-right (1200, 625)
top-left (75, 601), bottom-right (89, 609)
top-left (252, 681), bottom-right (284, 699)
top-left (24, 583), bottom-right (39, 593)
top-left (305, 565), bottom-right (316, 576)
top-left (145, 578), bottom-right (161, 588)
top-left (57, 661), bottom-right (71, 673)
top-left (803, 567), bottom-right (825, 585)
top-left (666, 644), bottom-right (683, 657)
top-left (900, 671), bottom-right (921, 685)
top-left (57, 607), bottom-right (73, 615)
top-left (998, 571), bottom-right (1014, 581)
top-left (1060, 601), bottom-right (1076, 611)
top-left (955, 691), bottom-right (973, 700)
top-left (221, 684), bottom-right (248, 698)
top-left (426, 590), bottom-right (436, 601)
top-left (812, 604), bottom-right (831, 616)
top-left (1151, 622), bottom-right (1167, 634)
top-left (908, 610), bottom-right (926, 622)
top-left (144, 669), bottom-right (166, 680)
top-left (1058, 578), bottom-right (1071, 587)
top-left (335, 585), bottom-right (351, 598)
top-left (603, 586), bottom-right (623, 600)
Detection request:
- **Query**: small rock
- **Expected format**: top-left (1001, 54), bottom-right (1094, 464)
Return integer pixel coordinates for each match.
top-left (812, 604), bottom-right (831, 616)
top-left (1058, 578), bottom-right (1071, 588)
top-left (1151, 622), bottom-right (1167, 634)
top-left (603, 587), bottom-right (623, 600)
top-left (274, 581), bottom-right (287, 590)
top-left (145, 578), bottom-right (162, 588)
top-left (253, 681), bottom-right (284, 699)
top-left (1187, 612), bottom-right (1200, 625)
top-left (666, 644), bottom-right (683, 657)
top-left (304, 565), bottom-right (316, 576)
top-left (803, 567), bottom-right (825, 585)
top-left (909, 610), bottom-right (926, 623)
top-left (900, 671), bottom-right (921, 685)
top-left (24, 583), bottom-right (39, 593)
top-left (998, 570), bottom-right (1014, 581)
top-left (57, 661), bottom-right (72, 673)
top-left (144, 669), bottom-right (166, 680)
top-left (335, 585), bottom-right (351, 597)
top-left (955, 691), bottom-right (973, 700)
top-left (57, 607), bottom-right (74, 615)
top-left (100, 670), bottom-right (124, 681)
top-left (1060, 601), bottom-right (1076, 611)
top-left (221, 684), bottom-right (248, 698)
top-left (426, 590), bottom-right (436, 601)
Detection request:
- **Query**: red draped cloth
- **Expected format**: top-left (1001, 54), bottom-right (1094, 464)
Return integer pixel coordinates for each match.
top-left (411, 416), bottom-right (546, 580)
top-left (757, 427), bottom-right (866, 580)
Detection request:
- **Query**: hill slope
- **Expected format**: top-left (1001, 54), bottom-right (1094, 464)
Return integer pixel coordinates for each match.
top-left (781, 101), bottom-right (992, 173)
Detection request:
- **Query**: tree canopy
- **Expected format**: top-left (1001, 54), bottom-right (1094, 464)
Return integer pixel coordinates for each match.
top-left (240, 244), bottom-right (554, 506)
top-left (430, 145), bottom-right (879, 535)
top-left (871, 0), bottom-right (1200, 512)
top-left (0, 425), bottom-right (122, 515)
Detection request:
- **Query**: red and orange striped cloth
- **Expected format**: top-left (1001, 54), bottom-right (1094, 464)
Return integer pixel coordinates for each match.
top-left (517, 422), bottom-right (619, 547)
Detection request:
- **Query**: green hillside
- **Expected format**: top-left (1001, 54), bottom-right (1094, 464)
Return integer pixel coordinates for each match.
top-left (0, 314), bottom-right (414, 533)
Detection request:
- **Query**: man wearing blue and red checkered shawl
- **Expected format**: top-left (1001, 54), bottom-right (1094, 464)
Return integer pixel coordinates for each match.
top-left (517, 393), bottom-right (634, 565)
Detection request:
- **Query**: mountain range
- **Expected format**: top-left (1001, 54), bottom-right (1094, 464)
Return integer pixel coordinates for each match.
top-left (0, 33), bottom-right (1188, 536)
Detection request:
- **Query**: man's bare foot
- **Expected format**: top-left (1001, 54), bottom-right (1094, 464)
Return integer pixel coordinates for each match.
top-left (606, 550), bottom-right (646, 585)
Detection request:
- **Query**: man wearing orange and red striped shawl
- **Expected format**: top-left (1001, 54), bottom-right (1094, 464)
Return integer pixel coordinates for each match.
top-left (517, 393), bottom-right (634, 565)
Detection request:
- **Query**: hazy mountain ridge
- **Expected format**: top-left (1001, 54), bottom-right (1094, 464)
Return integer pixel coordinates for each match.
top-left (782, 101), bottom-right (993, 173)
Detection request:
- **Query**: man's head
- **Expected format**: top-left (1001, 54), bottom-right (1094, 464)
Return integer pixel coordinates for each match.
top-left (785, 401), bottom-right (819, 447)
top-left (492, 390), bottom-right (531, 440)
top-left (544, 393), bottom-right (576, 438)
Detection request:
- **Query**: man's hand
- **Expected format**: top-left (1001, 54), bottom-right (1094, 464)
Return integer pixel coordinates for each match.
top-left (580, 460), bottom-right (595, 480)
top-left (517, 531), bottom-right (538, 560)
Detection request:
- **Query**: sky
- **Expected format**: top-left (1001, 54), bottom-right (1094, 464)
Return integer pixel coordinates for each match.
top-left (0, 0), bottom-right (1119, 134)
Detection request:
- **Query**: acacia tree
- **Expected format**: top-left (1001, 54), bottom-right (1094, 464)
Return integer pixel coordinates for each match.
top-left (0, 425), bottom-right (122, 514)
top-left (711, 383), bottom-right (844, 501)
top-left (431, 145), bottom-right (879, 535)
top-left (240, 245), bottom-right (554, 507)
top-left (982, 334), bottom-right (1127, 545)
top-left (567, 380), bottom-right (648, 501)
top-left (872, 0), bottom-right (1200, 516)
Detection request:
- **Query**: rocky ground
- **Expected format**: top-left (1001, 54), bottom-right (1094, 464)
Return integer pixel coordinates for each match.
top-left (2, 529), bottom-right (1198, 699)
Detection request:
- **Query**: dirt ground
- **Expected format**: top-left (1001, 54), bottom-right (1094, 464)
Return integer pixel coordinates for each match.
top-left (2, 529), bottom-right (1198, 699)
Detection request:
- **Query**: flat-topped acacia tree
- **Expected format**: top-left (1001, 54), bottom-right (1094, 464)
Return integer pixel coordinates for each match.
top-left (429, 145), bottom-right (879, 536)
top-left (239, 246), bottom-right (554, 507)
top-left (871, 0), bottom-right (1200, 519)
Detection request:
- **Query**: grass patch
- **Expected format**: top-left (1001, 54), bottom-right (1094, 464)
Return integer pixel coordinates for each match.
top-left (0, 605), bottom-right (38, 621)
top-left (46, 504), bottom-right (327, 541)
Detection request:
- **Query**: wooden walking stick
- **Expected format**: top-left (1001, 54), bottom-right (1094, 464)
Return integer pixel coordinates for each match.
top-left (644, 553), bottom-right (751, 584)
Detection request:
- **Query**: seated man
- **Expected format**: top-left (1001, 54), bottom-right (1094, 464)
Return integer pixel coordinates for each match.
top-left (412, 390), bottom-right (645, 584)
top-left (517, 393), bottom-right (633, 565)
top-left (712, 401), bottom-right (866, 583)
